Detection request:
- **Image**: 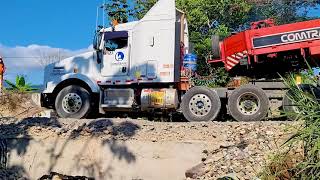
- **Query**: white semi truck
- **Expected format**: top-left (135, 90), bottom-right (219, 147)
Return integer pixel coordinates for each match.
top-left (41, 0), bottom-right (299, 122)
top-left (41, 0), bottom-right (204, 120)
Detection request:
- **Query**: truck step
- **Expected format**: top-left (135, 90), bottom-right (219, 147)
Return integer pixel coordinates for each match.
top-left (100, 104), bottom-right (133, 108)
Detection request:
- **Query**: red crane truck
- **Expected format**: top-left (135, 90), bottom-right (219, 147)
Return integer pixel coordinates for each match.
top-left (205, 18), bottom-right (320, 121)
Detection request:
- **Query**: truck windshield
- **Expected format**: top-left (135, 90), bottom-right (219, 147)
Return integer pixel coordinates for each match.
top-left (105, 38), bottom-right (128, 51)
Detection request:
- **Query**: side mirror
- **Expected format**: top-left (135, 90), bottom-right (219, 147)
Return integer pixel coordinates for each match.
top-left (93, 33), bottom-right (99, 50)
top-left (93, 32), bottom-right (105, 51)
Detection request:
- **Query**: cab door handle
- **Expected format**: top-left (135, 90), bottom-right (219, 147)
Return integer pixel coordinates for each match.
top-left (122, 67), bottom-right (127, 73)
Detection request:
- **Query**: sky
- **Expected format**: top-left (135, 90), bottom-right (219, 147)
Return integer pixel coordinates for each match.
top-left (0, 0), bottom-right (106, 84)
top-left (0, 1), bottom-right (319, 85)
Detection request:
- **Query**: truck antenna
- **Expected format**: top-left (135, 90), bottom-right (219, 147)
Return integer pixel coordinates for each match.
top-left (96, 6), bottom-right (99, 32)
top-left (102, 0), bottom-right (106, 28)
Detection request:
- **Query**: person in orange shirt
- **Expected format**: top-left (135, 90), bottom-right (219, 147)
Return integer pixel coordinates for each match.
top-left (0, 57), bottom-right (5, 94)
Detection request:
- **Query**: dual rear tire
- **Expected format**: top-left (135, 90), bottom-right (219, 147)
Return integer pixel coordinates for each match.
top-left (227, 85), bottom-right (269, 122)
top-left (181, 87), bottom-right (221, 122)
top-left (182, 85), bottom-right (269, 122)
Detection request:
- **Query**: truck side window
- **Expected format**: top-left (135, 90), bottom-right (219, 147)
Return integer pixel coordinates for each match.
top-left (105, 38), bottom-right (128, 51)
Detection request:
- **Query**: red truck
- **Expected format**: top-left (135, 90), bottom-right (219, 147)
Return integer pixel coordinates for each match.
top-left (209, 18), bottom-right (320, 73)
top-left (200, 18), bottom-right (320, 121)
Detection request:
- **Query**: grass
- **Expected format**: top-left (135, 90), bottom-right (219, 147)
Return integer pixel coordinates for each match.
top-left (260, 71), bottom-right (320, 179)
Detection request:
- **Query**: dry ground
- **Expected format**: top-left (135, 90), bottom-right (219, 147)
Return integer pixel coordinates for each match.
top-left (0, 117), bottom-right (297, 179)
top-left (0, 93), bottom-right (298, 179)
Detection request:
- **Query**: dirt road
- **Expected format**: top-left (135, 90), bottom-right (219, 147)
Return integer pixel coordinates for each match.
top-left (0, 117), bottom-right (296, 180)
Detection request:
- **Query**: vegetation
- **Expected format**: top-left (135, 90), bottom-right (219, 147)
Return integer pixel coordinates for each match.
top-left (104, 0), bottom-right (133, 24)
top-left (260, 70), bottom-right (320, 179)
top-left (250, 0), bottom-right (319, 25)
top-left (191, 67), bottom-right (230, 88)
top-left (5, 75), bottom-right (37, 92)
top-left (133, 0), bottom-right (158, 20)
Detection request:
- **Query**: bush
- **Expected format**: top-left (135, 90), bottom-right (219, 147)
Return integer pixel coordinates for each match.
top-left (260, 71), bottom-right (320, 179)
top-left (5, 75), bottom-right (37, 92)
top-left (191, 67), bottom-right (230, 88)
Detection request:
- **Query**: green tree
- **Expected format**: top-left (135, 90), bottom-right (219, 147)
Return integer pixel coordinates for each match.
top-left (5, 75), bottom-right (36, 92)
top-left (250, 0), bottom-right (319, 24)
top-left (134, 0), bottom-right (158, 19)
top-left (104, 0), bottom-right (132, 24)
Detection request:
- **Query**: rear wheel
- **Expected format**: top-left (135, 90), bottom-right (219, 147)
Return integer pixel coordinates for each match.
top-left (182, 87), bottom-right (221, 122)
top-left (55, 85), bottom-right (91, 119)
top-left (283, 84), bottom-right (320, 120)
top-left (228, 85), bottom-right (269, 121)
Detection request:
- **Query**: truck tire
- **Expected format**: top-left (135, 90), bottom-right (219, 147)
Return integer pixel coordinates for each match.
top-left (283, 84), bottom-right (320, 120)
top-left (182, 86), bottom-right (221, 122)
top-left (211, 35), bottom-right (221, 58)
top-left (228, 85), bottom-right (269, 121)
top-left (55, 85), bottom-right (91, 119)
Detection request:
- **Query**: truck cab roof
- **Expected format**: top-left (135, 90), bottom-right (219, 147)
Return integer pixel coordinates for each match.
top-left (100, 21), bottom-right (138, 33)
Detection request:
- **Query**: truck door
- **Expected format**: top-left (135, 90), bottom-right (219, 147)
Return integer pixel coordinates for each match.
top-left (101, 31), bottom-right (129, 77)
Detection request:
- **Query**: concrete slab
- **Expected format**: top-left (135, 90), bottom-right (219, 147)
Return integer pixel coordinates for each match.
top-left (7, 137), bottom-right (206, 180)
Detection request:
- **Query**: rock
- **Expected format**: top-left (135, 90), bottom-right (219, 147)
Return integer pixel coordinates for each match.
top-left (220, 142), bottom-right (234, 149)
top-left (208, 151), bottom-right (224, 162)
top-left (239, 129), bottom-right (246, 135)
top-left (201, 156), bottom-right (207, 162)
top-left (83, 127), bottom-right (93, 133)
top-left (202, 124), bottom-right (208, 128)
top-left (149, 127), bottom-right (155, 131)
top-left (220, 166), bottom-right (227, 170)
top-left (217, 173), bottom-right (240, 180)
top-left (212, 134), bottom-right (217, 138)
top-left (266, 131), bottom-right (274, 136)
top-left (185, 163), bottom-right (207, 179)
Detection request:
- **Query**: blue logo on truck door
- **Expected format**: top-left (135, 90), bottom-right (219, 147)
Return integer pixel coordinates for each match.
top-left (115, 52), bottom-right (125, 61)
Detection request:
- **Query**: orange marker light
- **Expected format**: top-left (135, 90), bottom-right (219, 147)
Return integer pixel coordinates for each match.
top-left (112, 19), bottom-right (119, 27)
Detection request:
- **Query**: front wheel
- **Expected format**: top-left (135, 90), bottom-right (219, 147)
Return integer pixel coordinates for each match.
top-left (55, 85), bottom-right (92, 119)
top-left (181, 87), bottom-right (221, 122)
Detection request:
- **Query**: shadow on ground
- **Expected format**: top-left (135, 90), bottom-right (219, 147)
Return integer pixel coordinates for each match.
top-left (0, 117), bottom-right (140, 179)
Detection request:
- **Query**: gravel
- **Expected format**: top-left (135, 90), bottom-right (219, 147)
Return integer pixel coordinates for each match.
top-left (0, 117), bottom-right (298, 179)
